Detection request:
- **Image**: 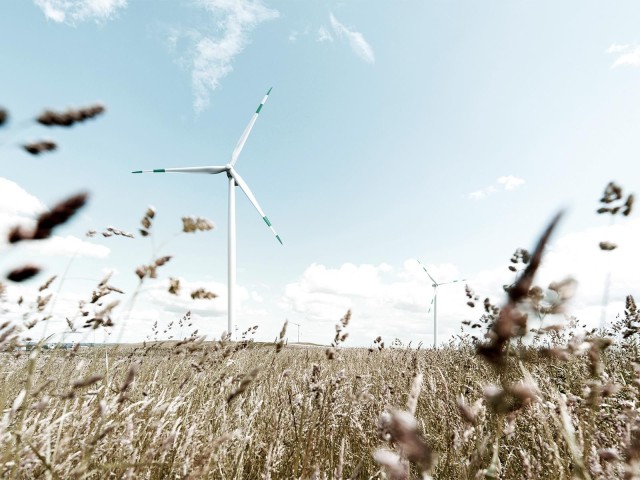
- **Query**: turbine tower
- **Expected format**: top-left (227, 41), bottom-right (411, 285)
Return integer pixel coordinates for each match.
top-left (416, 260), bottom-right (465, 348)
top-left (291, 322), bottom-right (301, 343)
top-left (133, 88), bottom-right (282, 335)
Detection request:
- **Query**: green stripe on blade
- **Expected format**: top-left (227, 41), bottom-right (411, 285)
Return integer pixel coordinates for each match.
top-left (256, 104), bottom-right (263, 114)
top-left (276, 235), bottom-right (283, 245)
top-left (263, 216), bottom-right (272, 227)
top-left (153, 169), bottom-right (166, 173)
top-left (267, 87), bottom-right (272, 95)
top-left (132, 170), bottom-right (142, 174)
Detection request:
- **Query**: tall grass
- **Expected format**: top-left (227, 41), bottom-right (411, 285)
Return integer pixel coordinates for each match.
top-left (1, 336), bottom-right (639, 478)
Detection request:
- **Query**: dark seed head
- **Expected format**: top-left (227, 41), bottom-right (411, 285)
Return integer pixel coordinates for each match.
top-left (7, 265), bottom-right (41, 282)
top-left (32, 192), bottom-right (88, 240)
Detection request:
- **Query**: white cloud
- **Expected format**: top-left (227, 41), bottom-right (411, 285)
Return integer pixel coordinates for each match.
top-left (468, 175), bottom-right (525, 200)
top-left (456, 216), bottom-right (640, 334)
top-left (113, 276), bottom-right (270, 340)
top-left (145, 278), bottom-right (235, 317)
top-left (11, 274), bottom-right (267, 344)
top-left (33, 0), bottom-right (278, 112)
top-left (0, 178), bottom-right (45, 217)
top-left (0, 177), bottom-right (110, 259)
top-left (607, 43), bottom-right (640, 68)
top-left (281, 261), bottom-right (468, 346)
top-left (0, 178), bottom-right (45, 243)
top-left (327, 13), bottom-right (374, 64)
top-left (171, 0), bottom-right (279, 112)
top-left (139, 277), bottom-right (270, 322)
top-left (468, 190), bottom-right (486, 201)
top-left (251, 290), bottom-right (264, 302)
top-left (9, 215), bottom-right (638, 347)
top-left (607, 44), bottom-right (631, 54)
top-left (280, 214), bottom-right (640, 346)
top-left (317, 26), bottom-right (333, 43)
top-left (33, 0), bottom-right (127, 25)
top-left (25, 235), bottom-right (110, 258)
top-left (536, 217), bottom-right (640, 323)
top-left (497, 175), bottom-right (525, 191)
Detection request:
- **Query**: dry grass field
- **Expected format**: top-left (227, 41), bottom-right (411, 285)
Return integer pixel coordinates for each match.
top-left (1, 324), bottom-right (640, 479)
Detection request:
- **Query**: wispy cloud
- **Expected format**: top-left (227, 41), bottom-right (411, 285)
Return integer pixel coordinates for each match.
top-left (324, 13), bottom-right (374, 64)
top-left (468, 175), bottom-right (525, 200)
top-left (607, 43), bottom-right (640, 68)
top-left (170, 0), bottom-right (279, 112)
top-left (497, 175), bottom-right (525, 190)
top-left (317, 26), bottom-right (333, 43)
top-left (33, 0), bottom-right (127, 25)
top-left (289, 26), bottom-right (312, 44)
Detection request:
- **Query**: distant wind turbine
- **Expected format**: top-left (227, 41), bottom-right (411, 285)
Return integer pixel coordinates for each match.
top-left (291, 322), bottom-right (301, 343)
top-left (416, 260), bottom-right (465, 348)
top-left (133, 88), bottom-right (282, 335)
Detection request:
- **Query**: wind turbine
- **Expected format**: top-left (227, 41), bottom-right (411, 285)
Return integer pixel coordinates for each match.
top-left (416, 260), bottom-right (465, 348)
top-left (132, 88), bottom-right (282, 335)
top-left (290, 321), bottom-right (301, 343)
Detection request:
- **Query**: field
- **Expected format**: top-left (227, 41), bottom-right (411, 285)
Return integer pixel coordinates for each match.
top-left (0, 184), bottom-right (638, 479)
top-left (1, 326), bottom-right (640, 479)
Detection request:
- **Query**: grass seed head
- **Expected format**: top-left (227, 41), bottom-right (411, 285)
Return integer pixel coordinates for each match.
top-left (36, 104), bottom-right (105, 127)
top-left (227, 368), bottom-right (259, 403)
top-left (23, 140), bottom-right (57, 155)
top-left (275, 320), bottom-right (288, 352)
top-left (478, 212), bottom-right (563, 364)
top-left (190, 288), bottom-right (217, 300)
top-left (373, 449), bottom-right (408, 480)
top-left (72, 374), bottom-right (104, 389)
top-left (34, 192), bottom-right (88, 240)
top-left (168, 278), bottom-right (180, 295)
top-left (7, 265), bottom-right (41, 282)
top-left (599, 241), bottom-right (617, 251)
top-left (624, 194), bottom-right (634, 216)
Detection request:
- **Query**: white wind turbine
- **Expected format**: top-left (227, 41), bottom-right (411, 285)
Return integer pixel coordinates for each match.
top-left (290, 321), bottom-right (301, 343)
top-left (133, 88), bottom-right (282, 335)
top-left (416, 260), bottom-right (465, 348)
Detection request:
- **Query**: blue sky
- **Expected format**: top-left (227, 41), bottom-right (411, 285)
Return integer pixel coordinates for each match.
top-left (1, 0), bottom-right (639, 346)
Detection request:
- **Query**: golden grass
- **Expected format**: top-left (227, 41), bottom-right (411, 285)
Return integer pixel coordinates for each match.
top-left (0, 337), bottom-right (638, 479)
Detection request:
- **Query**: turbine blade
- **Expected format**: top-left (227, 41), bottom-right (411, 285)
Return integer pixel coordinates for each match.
top-left (427, 295), bottom-right (435, 314)
top-left (416, 259), bottom-right (437, 285)
top-left (132, 166), bottom-right (227, 174)
top-left (438, 279), bottom-right (467, 286)
top-left (229, 168), bottom-right (282, 245)
top-left (229, 88), bottom-right (272, 167)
